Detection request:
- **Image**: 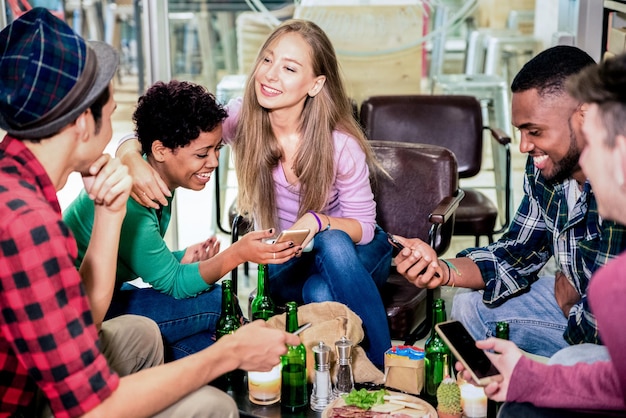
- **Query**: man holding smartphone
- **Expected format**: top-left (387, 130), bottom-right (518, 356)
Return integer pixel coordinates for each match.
top-left (392, 46), bottom-right (626, 360)
top-left (456, 50), bottom-right (626, 418)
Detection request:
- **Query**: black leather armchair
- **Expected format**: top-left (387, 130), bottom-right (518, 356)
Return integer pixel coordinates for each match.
top-left (361, 94), bottom-right (512, 246)
top-left (370, 140), bottom-right (464, 344)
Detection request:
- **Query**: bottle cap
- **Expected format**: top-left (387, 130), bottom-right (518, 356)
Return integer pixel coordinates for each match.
top-left (313, 341), bottom-right (331, 367)
top-left (335, 335), bottom-right (353, 360)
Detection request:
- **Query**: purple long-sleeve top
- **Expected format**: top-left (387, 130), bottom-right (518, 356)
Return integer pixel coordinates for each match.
top-left (223, 98), bottom-right (376, 245)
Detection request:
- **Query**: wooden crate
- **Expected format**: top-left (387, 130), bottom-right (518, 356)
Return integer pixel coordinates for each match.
top-left (476, 0), bottom-right (536, 31)
top-left (295, 1), bottom-right (424, 106)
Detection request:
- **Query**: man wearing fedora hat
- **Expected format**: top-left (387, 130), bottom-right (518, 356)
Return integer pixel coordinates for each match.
top-left (0, 8), bottom-right (299, 417)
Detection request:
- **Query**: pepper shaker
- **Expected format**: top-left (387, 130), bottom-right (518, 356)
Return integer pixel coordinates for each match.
top-left (333, 336), bottom-right (355, 396)
top-left (310, 341), bottom-right (334, 411)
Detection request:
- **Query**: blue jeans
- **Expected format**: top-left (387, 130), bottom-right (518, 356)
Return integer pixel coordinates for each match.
top-left (451, 276), bottom-right (569, 357)
top-left (268, 226), bottom-right (392, 367)
top-left (548, 343), bottom-right (610, 365)
top-left (105, 284), bottom-right (222, 361)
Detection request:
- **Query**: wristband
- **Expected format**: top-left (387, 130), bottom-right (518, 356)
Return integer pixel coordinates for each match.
top-left (321, 214), bottom-right (331, 231)
top-left (440, 259), bottom-right (459, 287)
top-left (441, 260), bottom-right (451, 286)
top-left (308, 210), bottom-right (322, 232)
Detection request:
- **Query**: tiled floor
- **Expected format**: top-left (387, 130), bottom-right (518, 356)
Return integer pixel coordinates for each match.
top-left (52, 74), bottom-right (529, 350)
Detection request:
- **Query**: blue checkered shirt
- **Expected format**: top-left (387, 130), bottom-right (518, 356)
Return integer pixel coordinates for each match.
top-left (459, 157), bottom-right (626, 345)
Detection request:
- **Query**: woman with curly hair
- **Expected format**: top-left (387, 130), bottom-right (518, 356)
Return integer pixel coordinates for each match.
top-left (64, 80), bottom-right (300, 361)
top-left (118, 20), bottom-right (393, 367)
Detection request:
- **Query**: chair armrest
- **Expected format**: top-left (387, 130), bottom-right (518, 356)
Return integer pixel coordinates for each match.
top-left (485, 126), bottom-right (511, 146)
top-left (429, 189), bottom-right (465, 224)
top-left (486, 126), bottom-right (513, 234)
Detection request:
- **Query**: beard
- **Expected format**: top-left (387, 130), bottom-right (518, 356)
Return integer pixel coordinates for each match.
top-left (545, 118), bottom-right (582, 184)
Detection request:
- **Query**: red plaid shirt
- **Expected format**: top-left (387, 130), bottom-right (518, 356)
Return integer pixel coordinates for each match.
top-left (0, 136), bottom-right (119, 417)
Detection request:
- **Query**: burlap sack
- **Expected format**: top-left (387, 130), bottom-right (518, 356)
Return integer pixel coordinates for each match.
top-left (267, 301), bottom-right (384, 385)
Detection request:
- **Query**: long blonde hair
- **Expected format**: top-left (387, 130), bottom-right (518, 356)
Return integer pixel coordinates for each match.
top-left (233, 19), bottom-right (376, 230)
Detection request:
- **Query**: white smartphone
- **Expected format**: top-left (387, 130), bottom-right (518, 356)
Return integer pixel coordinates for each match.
top-left (274, 229), bottom-right (310, 247)
top-left (435, 320), bottom-right (502, 386)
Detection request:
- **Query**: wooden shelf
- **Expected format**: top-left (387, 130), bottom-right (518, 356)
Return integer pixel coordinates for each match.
top-left (605, 0), bottom-right (626, 15)
top-left (603, 1), bottom-right (626, 57)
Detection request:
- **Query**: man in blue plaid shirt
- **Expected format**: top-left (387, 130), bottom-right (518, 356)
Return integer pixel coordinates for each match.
top-left (392, 46), bottom-right (626, 358)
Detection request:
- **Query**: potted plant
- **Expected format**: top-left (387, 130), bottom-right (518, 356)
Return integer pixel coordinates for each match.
top-left (436, 377), bottom-right (463, 418)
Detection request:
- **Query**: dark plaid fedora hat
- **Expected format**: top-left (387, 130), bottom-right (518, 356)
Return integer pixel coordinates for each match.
top-left (0, 8), bottom-right (118, 139)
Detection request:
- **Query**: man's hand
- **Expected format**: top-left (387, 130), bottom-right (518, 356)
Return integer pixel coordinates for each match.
top-left (221, 320), bottom-right (301, 372)
top-left (391, 235), bottom-right (445, 288)
top-left (83, 155), bottom-right (132, 213)
top-left (181, 236), bottom-right (220, 263)
top-left (554, 271), bottom-right (581, 318)
top-left (79, 155), bottom-right (132, 326)
top-left (455, 338), bottom-right (522, 403)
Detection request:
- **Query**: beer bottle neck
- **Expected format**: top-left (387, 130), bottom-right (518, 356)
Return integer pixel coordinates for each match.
top-left (285, 303), bottom-right (299, 333)
top-left (429, 299), bottom-right (447, 337)
top-left (221, 284), bottom-right (237, 316)
top-left (257, 264), bottom-right (269, 296)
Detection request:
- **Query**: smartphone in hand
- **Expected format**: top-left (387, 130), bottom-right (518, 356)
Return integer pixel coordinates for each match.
top-left (387, 232), bottom-right (439, 278)
top-left (387, 232), bottom-right (405, 252)
top-left (274, 229), bottom-right (310, 247)
top-left (435, 320), bottom-right (502, 386)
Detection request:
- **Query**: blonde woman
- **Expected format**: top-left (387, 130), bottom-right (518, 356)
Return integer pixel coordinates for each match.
top-left (118, 20), bottom-right (392, 367)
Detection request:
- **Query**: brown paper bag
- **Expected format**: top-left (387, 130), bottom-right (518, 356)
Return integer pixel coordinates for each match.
top-left (384, 348), bottom-right (424, 395)
top-left (267, 301), bottom-right (384, 385)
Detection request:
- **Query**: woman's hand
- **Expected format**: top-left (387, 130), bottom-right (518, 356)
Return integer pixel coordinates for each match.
top-left (288, 212), bottom-right (325, 251)
top-left (116, 138), bottom-right (171, 208)
top-left (234, 229), bottom-right (302, 264)
top-left (181, 236), bottom-right (220, 263)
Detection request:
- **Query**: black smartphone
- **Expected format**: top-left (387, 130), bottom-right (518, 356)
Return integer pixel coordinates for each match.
top-left (435, 320), bottom-right (502, 386)
top-left (387, 232), bottom-right (405, 251)
top-left (386, 232), bottom-right (439, 278)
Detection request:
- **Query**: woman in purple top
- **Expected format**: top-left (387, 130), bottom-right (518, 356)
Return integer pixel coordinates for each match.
top-left (118, 19), bottom-right (392, 367)
top-left (456, 52), bottom-right (626, 417)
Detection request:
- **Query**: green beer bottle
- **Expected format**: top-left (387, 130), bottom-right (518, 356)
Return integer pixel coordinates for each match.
top-left (424, 298), bottom-right (452, 405)
top-left (495, 321), bottom-right (509, 340)
top-left (216, 279), bottom-right (240, 340)
top-left (489, 321), bottom-right (509, 417)
top-left (281, 302), bottom-right (308, 412)
top-left (250, 264), bottom-right (276, 321)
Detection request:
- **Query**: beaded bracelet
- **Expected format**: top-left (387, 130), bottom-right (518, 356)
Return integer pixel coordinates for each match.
top-left (308, 210), bottom-right (323, 232)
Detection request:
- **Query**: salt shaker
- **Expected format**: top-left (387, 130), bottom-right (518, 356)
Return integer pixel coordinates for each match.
top-left (310, 341), bottom-right (334, 411)
top-left (333, 336), bottom-right (355, 396)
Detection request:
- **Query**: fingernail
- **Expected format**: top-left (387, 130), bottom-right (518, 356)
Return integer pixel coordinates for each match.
top-left (269, 228), bottom-right (274, 234)
top-left (289, 242), bottom-right (295, 247)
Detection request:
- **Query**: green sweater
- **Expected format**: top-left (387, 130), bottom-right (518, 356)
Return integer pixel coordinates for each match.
top-left (63, 190), bottom-right (209, 299)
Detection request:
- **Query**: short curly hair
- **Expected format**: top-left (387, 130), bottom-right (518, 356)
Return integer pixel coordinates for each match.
top-left (133, 80), bottom-right (228, 155)
top-left (511, 45), bottom-right (595, 97)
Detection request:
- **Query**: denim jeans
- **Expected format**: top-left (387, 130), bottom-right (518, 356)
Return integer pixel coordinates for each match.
top-left (451, 276), bottom-right (569, 357)
top-left (268, 226), bottom-right (393, 367)
top-left (548, 343), bottom-right (610, 365)
top-left (105, 284), bottom-right (222, 361)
